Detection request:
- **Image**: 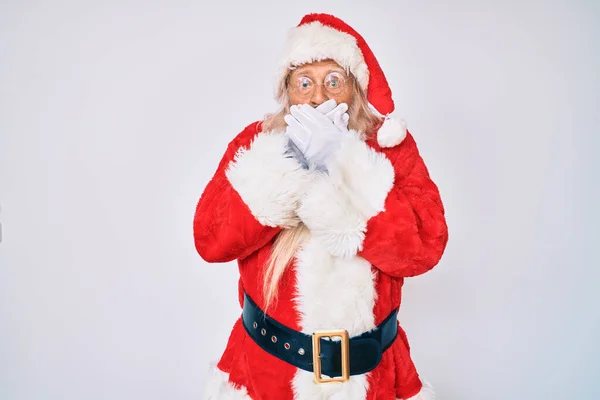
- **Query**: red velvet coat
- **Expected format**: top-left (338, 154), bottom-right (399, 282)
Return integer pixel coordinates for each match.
top-left (194, 120), bottom-right (448, 400)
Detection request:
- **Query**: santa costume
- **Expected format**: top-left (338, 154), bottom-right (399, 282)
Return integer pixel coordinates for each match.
top-left (194, 12), bottom-right (448, 400)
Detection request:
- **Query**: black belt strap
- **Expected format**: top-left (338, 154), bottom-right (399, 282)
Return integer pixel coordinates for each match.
top-left (241, 292), bottom-right (398, 379)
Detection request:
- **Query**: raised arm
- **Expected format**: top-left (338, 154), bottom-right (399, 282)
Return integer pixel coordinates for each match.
top-left (296, 130), bottom-right (448, 277)
top-left (193, 122), bottom-right (310, 263)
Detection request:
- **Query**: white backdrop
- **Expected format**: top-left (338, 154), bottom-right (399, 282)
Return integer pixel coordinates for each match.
top-left (1, 1), bottom-right (599, 399)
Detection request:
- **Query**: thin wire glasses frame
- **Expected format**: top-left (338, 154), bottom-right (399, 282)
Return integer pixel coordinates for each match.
top-left (287, 71), bottom-right (353, 98)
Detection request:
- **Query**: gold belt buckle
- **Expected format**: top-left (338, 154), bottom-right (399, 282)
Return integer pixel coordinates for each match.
top-left (312, 329), bottom-right (350, 384)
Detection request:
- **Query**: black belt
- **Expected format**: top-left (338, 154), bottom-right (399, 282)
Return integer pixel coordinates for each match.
top-left (241, 292), bottom-right (398, 383)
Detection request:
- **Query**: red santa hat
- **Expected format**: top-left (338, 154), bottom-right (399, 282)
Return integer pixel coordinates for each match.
top-left (277, 13), bottom-right (407, 148)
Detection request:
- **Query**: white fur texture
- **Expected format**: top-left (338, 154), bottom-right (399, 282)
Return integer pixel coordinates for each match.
top-left (377, 116), bottom-right (407, 148)
top-left (403, 379), bottom-right (436, 400)
top-left (202, 365), bottom-right (252, 400)
top-left (278, 21), bottom-right (369, 90)
top-left (292, 237), bottom-right (378, 399)
top-left (225, 132), bottom-right (311, 228)
top-left (297, 131), bottom-right (395, 258)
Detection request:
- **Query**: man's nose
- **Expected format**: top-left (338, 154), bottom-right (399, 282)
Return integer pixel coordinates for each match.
top-left (309, 85), bottom-right (329, 107)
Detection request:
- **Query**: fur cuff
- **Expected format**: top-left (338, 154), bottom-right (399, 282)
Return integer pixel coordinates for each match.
top-left (202, 364), bottom-right (252, 400)
top-left (403, 379), bottom-right (435, 400)
top-left (226, 132), bottom-right (311, 228)
top-left (297, 131), bottom-right (395, 258)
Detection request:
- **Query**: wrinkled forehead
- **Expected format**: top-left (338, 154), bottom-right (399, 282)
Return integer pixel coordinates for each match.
top-left (288, 60), bottom-right (349, 77)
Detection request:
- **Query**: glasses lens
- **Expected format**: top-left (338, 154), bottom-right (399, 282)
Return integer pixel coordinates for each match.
top-left (324, 72), bottom-right (346, 94)
top-left (293, 76), bottom-right (314, 96)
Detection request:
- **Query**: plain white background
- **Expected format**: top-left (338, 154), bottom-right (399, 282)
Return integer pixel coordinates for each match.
top-left (1, 1), bottom-right (599, 399)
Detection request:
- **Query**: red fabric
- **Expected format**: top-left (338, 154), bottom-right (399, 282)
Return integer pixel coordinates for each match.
top-left (358, 131), bottom-right (449, 277)
top-left (194, 122), bottom-right (448, 399)
top-left (298, 13), bottom-right (395, 115)
top-left (193, 121), bottom-right (281, 263)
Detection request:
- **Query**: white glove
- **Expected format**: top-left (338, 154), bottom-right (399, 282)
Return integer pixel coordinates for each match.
top-left (315, 98), bottom-right (338, 116)
top-left (317, 99), bottom-right (350, 130)
top-left (284, 102), bottom-right (349, 170)
top-left (284, 99), bottom-right (343, 168)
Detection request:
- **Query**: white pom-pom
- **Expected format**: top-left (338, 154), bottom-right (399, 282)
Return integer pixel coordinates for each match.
top-left (377, 115), bottom-right (407, 148)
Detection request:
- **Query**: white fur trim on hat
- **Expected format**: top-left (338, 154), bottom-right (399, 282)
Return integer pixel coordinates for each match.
top-left (277, 21), bottom-right (369, 90)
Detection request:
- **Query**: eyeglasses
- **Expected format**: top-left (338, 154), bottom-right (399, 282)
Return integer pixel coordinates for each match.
top-left (288, 71), bottom-right (351, 97)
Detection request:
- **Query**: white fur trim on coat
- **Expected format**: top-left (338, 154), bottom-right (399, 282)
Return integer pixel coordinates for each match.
top-left (297, 131), bottom-right (395, 258)
top-left (278, 21), bottom-right (369, 90)
top-left (403, 379), bottom-right (435, 400)
top-left (292, 236), bottom-right (377, 399)
top-left (202, 365), bottom-right (252, 400)
top-left (225, 132), bottom-right (311, 229)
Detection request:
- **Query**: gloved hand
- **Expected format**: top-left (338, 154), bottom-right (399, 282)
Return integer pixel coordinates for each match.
top-left (284, 99), bottom-right (347, 169)
top-left (284, 101), bottom-right (349, 170)
top-left (315, 98), bottom-right (338, 115)
top-left (317, 99), bottom-right (350, 130)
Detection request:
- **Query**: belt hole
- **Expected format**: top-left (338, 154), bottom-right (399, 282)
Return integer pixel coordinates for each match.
top-left (252, 322), bottom-right (258, 329)
top-left (271, 336), bottom-right (277, 343)
top-left (261, 329), bottom-right (266, 336)
top-left (284, 343), bottom-right (291, 350)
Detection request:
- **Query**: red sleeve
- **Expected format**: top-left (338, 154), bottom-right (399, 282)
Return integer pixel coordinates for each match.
top-left (193, 122), bottom-right (280, 262)
top-left (358, 133), bottom-right (449, 277)
top-left (296, 130), bottom-right (448, 278)
top-left (193, 121), bottom-right (311, 263)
